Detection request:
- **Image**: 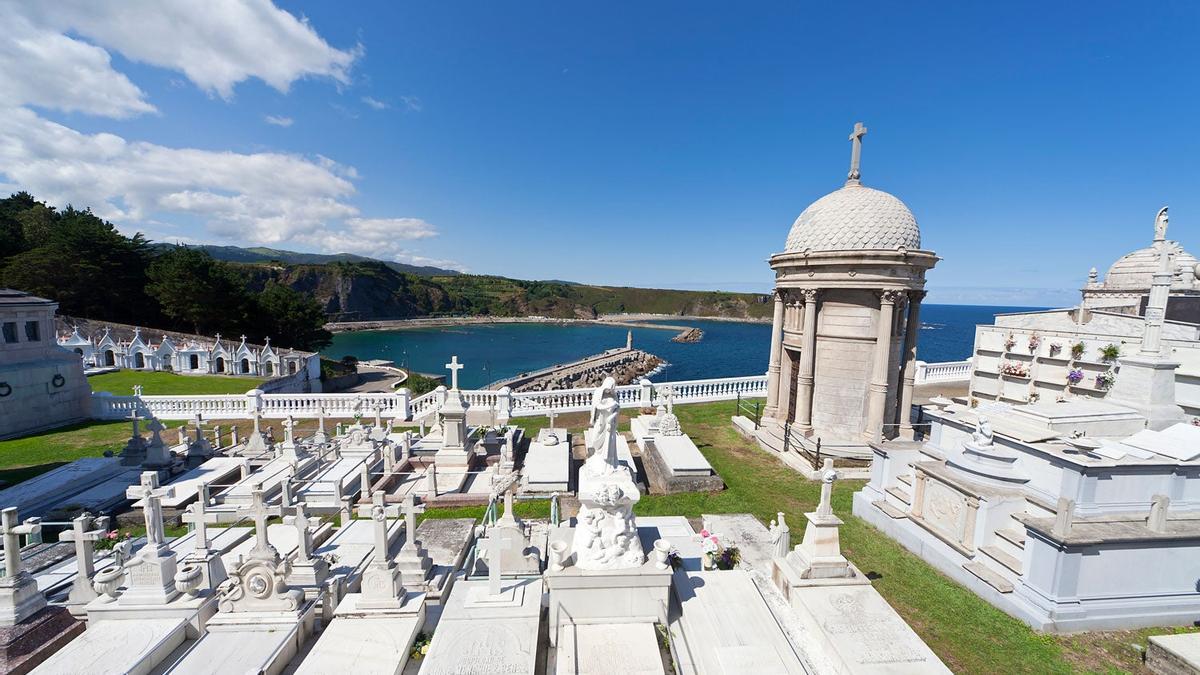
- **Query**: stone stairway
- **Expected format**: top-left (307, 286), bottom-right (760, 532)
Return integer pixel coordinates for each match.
top-left (962, 513), bottom-right (1028, 594)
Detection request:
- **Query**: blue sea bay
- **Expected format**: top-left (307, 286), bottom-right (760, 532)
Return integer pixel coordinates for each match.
top-left (323, 305), bottom-right (1037, 389)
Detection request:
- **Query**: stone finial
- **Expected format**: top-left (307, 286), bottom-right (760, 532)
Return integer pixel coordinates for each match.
top-left (1087, 267), bottom-right (1098, 283)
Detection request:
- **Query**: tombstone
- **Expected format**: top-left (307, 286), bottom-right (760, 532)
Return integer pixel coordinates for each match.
top-left (312, 406), bottom-right (329, 445)
top-left (425, 464), bottom-right (438, 498)
top-left (360, 462), bottom-right (373, 501)
top-left (284, 502), bottom-right (329, 587)
top-left (435, 357), bottom-right (472, 467)
top-left (181, 483), bottom-right (227, 590)
top-left (243, 411), bottom-right (270, 456)
top-left (399, 432), bottom-right (412, 462)
top-left (0, 508), bottom-right (47, 626)
top-left (279, 415), bottom-right (305, 463)
top-left (477, 475), bottom-right (539, 577)
top-left (769, 512), bottom-right (791, 560)
top-left (231, 425), bottom-right (240, 447)
top-left (119, 411), bottom-right (148, 466)
top-left (142, 418), bottom-right (173, 468)
top-left (775, 459), bottom-right (856, 582)
top-left (212, 425), bottom-right (223, 448)
top-left (59, 512), bottom-right (111, 615)
top-left (395, 494), bottom-right (432, 581)
top-left (119, 472), bottom-right (180, 605)
top-left (0, 507), bottom-right (80, 674)
top-left (358, 492), bottom-right (406, 610)
top-left (499, 427), bottom-right (517, 474)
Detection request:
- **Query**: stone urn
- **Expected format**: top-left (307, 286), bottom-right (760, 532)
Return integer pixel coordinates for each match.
top-left (174, 562), bottom-right (204, 597)
top-left (549, 540), bottom-right (569, 572)
top-left (92, 564), bottom-right (125, 602)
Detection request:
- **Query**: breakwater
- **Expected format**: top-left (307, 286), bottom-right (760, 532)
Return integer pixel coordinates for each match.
top-left (485, 347), bottom-right (662, 391)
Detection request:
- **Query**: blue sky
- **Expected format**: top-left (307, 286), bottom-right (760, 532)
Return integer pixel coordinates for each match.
top-left (2, 1), bottom-right (1198, 307)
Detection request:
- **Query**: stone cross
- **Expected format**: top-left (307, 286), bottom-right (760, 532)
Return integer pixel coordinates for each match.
top-left (61, 513), bottom-right (109, 580)
top-left (370, 491), bottom-right (397, 564)
top-left (126, 471), bottom-right (175, 548)
top-left (127, 410), bottom-right (143, 440)
top-left (191, 413), bottom-right (204, 441)
top-left (402, 494), bottom-right (425, 552)
top-left (847, 121), bottom-right (867, 183)
top-left (248, 485), bottom-right (281, 560)
top-left (548, 409), bottom-right (558, 430)
top-left (282, 415), bottom-right (296, 444)
top-left (284, 502), bottom-right (318, 564)
top-left (482, 525), bottom-right (509, 597)
top-left (1, 507), bottom-right (40, 578)
top-left (190, 483), bottom-right (212, 554)
top-left (231, 425), bottom-right (240, 446)
top-left (374, 406), bottom-right (383, 429)
top-left (213, 425), bottom-right (222, 447)
top-left (317, 406), bottom-right (327, 434)
top-left (445, 356), bottom-right (464, 391)
top-left (816, 458), bottom-right (837, 517)
top-left (360, 462), bottom-right (373, 500)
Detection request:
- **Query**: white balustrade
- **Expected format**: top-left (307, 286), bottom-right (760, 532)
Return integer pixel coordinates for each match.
top-left (90, 374), bottom-right (770, 422)
top-left (914, 360), bottom-right (973, 384)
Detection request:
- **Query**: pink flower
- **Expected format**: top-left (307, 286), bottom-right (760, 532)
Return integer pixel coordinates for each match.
top-left (105, 532), bottom-right (117, 540)
top-left (709, 536), bottom-right (719, 546)
top-left (699, 529), bottom-right (710, 538)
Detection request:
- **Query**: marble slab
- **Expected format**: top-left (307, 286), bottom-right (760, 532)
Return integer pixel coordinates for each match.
top-left (294, 609), bottom-right (423, 675)
top-left (135, 457), bottom-right (246, 509)
top-left (0, 458), bottom-right (126, 517)
top-left (524, 430), bottom-right (570, 492)
top-left (555, 623), bottom-right (664, 675)
top-left (163, 617), bottom-right (306, 675)
top-left (651, 435), bottom-right (713, 476)
top-left (1124, 423), bottom-right (1200, 462)
top-left (30, 617), bottom-right (188, 675)
top-left (220, 455), bottom-right (317, 505)
top-left (788, 584), bottom-right (950, 673)
top-left (419, 577), bottom-right (542, 675)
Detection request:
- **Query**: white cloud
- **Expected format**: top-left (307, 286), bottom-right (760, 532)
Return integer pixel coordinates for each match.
top-left (400, 96), bottom-right (422, 112)
top-left (0, 106), bottom-right (458, 267)
top-left (264, 115), bottom-right (294, 127)
top-left (361, 96), bottom-right (389, 110)
top-left (0, 12), bottom-right (155, 118)
top-left (11, 0), bottom-right (361, 104)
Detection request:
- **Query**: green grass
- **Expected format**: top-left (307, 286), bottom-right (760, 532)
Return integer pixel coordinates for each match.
top-left (0, 419), bottom-right (186, 486)
top-left (88, 370), bottom-right (266, 395)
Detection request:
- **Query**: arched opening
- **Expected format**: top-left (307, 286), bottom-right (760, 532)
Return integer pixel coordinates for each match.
top-left (264, 361), bottom-right (274, 376)
top-left (73, 348), bottom-right (83, 356)
top-left (288, 362), bottom-right (297, 375)
top-left (134, 352), bottom-right (145, 369)
top-left (189, 354), bottom-right (199, 370)
top-left (215, 357), bottom-right (225, 373)
top-left (104, 350), bottom-right (115, 366)
top-left (240, 358), bottom-right (250, 374)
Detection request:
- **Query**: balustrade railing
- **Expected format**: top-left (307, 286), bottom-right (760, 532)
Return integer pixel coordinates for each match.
top-left (91, 374), bottom-right (768, 422)
top-left (914, 359), bottom-right (974, 384)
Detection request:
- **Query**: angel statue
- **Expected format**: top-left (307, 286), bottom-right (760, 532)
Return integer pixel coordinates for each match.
top-left (584, 377), bottom-right (621, 476)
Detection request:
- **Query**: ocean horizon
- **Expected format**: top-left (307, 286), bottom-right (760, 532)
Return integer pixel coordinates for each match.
top-left (324, 304), bottom-right (1039, 389)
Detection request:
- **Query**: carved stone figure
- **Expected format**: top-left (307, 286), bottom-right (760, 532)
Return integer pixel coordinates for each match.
top-left (971, 415), bottom-right (994, 447)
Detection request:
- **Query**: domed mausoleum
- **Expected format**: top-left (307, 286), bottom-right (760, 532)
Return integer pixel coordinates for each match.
top-left (762, 124), bottom-right (938, 448)
top-left (1081, 207), bottom-right (1200, 314)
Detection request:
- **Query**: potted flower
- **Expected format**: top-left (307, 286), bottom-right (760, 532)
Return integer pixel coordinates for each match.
top-left (409, 633), bottom-right (432, 661)
top-left (699, 529), bottom-right (720, 570)
top-left (1067, 369), bottom-right (1085, 386)
top-left (1070, 342), bottom-right (1086, 359)
top-left (1099, 344), bottom-right (1121, 363)
top-left (999, 361), bottom-right (1029, 377)
top-left (1096, 371), bottom-right (1116, 390)
top-left (95, 530), bottom-right (131, 551)
top-left (1028, 334), bottom-right (1041, 353)
top-left (1003, 334), bottom-right (1017, 351)
top-left (716, 545), bottom-right (742, 570)
top-left (1026, 392), bottom-right (1040, 403)
top-left (1048, 342), bottom-right (1063, 357)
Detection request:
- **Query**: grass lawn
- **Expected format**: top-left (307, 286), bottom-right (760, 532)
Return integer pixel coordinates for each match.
top-left (422, 401), bottom-right (1192, 674)
top-left (88, 370), bottom-right (265, 396)
top-left (0, 419), bottom-right (186, 487)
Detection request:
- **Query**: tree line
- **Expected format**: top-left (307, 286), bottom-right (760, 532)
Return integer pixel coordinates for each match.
top-left (0, 192), bottom-right (331, 351)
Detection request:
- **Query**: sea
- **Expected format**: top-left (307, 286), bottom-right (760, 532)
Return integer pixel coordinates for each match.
top-left (323, 304), bottom-right (1036, 390)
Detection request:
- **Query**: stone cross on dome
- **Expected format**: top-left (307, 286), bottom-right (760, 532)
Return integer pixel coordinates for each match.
top-left (846, 121), bottom-right (868, 185)
top-left (445, 355), bottom-right (464, 390)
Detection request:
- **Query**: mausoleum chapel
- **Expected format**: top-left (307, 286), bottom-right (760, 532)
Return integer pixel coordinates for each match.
top-left (762, 123), bottom-right (938, 449)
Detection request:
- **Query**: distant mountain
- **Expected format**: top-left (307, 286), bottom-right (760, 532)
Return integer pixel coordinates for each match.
top-left (150, 243), bottom-right (461, 277)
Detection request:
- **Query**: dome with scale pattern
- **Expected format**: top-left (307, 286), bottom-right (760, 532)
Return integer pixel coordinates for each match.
top-left (784, 184), bottom-right (921, 253)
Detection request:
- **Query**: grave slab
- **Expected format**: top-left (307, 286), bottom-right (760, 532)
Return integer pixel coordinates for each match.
top-left (294, 593), bottom-right (426, 675)
top-left (523, 430), bottom-right (570, 492)
top-left (418, 577), bottom-right (541, 675)
top-left (29, 617), bottom-right (187, 675)
top-left (555, 622), bottom-right (665, 675)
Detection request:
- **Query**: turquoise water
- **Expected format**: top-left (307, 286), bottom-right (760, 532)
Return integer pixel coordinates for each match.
top-left (323, 304), bottom-right (1038, 389)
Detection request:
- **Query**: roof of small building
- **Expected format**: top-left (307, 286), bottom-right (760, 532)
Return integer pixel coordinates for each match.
top-left (1102, 241), bottom-right (1199, 290)
top-left (783, 183), bottom-right (922, 253)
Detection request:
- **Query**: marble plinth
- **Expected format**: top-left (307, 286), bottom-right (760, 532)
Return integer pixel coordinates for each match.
top-left (0, 606), bottom-right (82, 675)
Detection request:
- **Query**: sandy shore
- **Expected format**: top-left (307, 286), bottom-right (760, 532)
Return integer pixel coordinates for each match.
top-left (325, 313), bottom-right (768, 334)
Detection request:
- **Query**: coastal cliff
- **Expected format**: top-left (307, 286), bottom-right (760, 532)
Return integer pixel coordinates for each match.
top-left (238, 261), bottom-right (772, 323)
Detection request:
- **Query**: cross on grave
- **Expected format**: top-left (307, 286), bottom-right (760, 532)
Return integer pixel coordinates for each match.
top-left (282, 415), bottom-right (295, 444)
top-left (284, 502), bottom-right (318, 564)
top-left (370, 491), bottom-right (401, 564)
top-left (247, 485), bottom-right (282, 561)
top-left (548, 409), bottom-right (558, 430)
top-left (402, 493), bottom-right (425, 552)
top-left (846, 121), bottom-right (868, 183)
top-left (190, 413), bottom-right (205, 441)
top-left (189, 483), bottom-right (212, 554)
top-left (60, 512), bottom-right (109, 608)
top-left (816, 458), bottom-right (838, 518)
top-left (481, 524), bottom-right (510, 597)
top-left (445, 355), bottom-right (465, 391)
top-left (316, 407), bottom-right (327, 434)
top-left (126, 471), bottom-right (175, 549)
top-left (127, 410), bottom-right (143, 439)
top-left (251, 410), bottom-right (263, 436)
top-left (374, 406), bottom-right (383, 429)
top-left (1, 507), bottom-right (41, 578)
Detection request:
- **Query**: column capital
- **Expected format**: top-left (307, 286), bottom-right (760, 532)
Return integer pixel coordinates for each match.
top-left (800, 288), bottom-right (820, 303)
top-left (907, 289), bottom-right (928, 303)
top-left (878, 289), bottom-right (904, 304)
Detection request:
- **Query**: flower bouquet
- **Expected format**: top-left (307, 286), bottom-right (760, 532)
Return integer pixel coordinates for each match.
top-left (999, 361), bottom-right (1029, 377)
top-left (410, 633), bottom-right (432, 661)
top-left (1028, 334), bottom-right (1041, 353)
top-left (1048, 342), bottom-right (1063, 357)
top-left (95, 530), bottom-right (130, 552)
top-left (1003, 334), bottom-right (1017, 351)
top-left (1095, 371), bottom-right (1116, 390)
top-left (1066, 369), bottom-right (1085, 386)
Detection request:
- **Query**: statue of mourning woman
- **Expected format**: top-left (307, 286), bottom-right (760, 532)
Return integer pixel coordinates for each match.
top-left (584, 377), bottom-right (621, 477)
top-left (971, 415), bottom-right (994, 448)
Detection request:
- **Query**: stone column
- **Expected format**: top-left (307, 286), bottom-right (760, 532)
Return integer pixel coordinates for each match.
top-left (764, 290), bottom-right (787, 418)
top-left (795, 289), bottom-right (820, 435)
top-left (864, 290), bottom-right (900, 444)
top-left (777, 349), bottom-right (795, 424)
top-left (898, 291), bottom-right (925, 440)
